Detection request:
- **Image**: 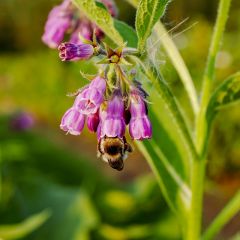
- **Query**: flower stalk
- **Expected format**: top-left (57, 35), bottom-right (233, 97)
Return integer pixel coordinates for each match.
top-left (187, 0), bottom-right (232, 239)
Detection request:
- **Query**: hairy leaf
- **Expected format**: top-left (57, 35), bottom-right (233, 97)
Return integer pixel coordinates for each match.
top-left (135, 0), bottom-right (170, 52)
top-left (133, 62), bottom-right (193, 218)
top-left (201, 72), bottom-right (240, 154)
top-left (72, 0), bottom-right (123, 45)
top-left (207, 72), bottom-right (240, 126)
top-left (136, 139), bottom-right (191, 217)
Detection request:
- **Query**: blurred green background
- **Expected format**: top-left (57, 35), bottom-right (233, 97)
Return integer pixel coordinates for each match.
top-left (0, 0), bottom-right (240, 239)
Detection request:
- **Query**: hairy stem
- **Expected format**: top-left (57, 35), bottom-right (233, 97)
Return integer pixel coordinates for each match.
top-left (196, 0), bottom-right (232, 154)
top-left (154, 22), bottom-right (199, 116)
top-left (187, 0), bottom-right (232, 239)
top-left (202, 191), bottom-right (240, 240)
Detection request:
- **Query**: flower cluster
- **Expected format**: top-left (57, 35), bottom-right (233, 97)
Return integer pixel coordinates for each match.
top-left (42, 0), bottom-right (152, 171)
top-left (42, 0), bottom-right (117, 48)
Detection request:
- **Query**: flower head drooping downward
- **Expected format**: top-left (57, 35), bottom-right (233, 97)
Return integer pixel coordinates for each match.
top-left (42, 0), bottom-right (73, 48)
top-left (45, 0), bottom-right (152, 171)
top-left (42, 0), bottom-right (117, 48)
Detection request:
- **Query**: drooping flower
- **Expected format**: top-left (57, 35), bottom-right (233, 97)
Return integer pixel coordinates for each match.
top-left (10, 112), bottom-right (34, 131)
top-left (53, 28), bottom-right (153, 170)
top-left (129, 92), bottom-right (152, 140)
top-left (60, 107), bottom-right (85, 135)
top-left (42, 0), bottom-right (118, 48)
top-left (76, 76), bottom-right (106, 115)
top-left (42, 0), bottom-right (73, 48)
top-left (99, 92), bottom-right (126, 138)
top-left (58, 42), bottom-right (94, 61)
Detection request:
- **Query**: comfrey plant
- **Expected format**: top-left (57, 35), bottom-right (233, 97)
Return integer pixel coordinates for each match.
top-left (43, 0), bottom-right (240, 239)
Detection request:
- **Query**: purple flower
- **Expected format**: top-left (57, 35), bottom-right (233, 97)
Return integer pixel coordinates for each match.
top-left (60, 107), bottom-right (85, 135)
top-left (10, 112), bottom-right (34, 131)
top-left (76, 76), bottom-right (106, 115)
top-left (58, 43), bottom-right (94, 61)
top-left (97, 106), bottom-right (107, 140)
top-left (68, 0), bottom-right (117, 43)
top-left (99, 93), bottom-right (126, 138)
top-left (129, 94), bottom-right (152, 140)
top-left (42, 0), bottom-right (73, 48)
top-left (87, 111), bottom-right (100, 132)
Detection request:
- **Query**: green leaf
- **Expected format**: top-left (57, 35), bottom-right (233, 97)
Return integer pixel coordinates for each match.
top-left (135, 0), bottom-right (170, 52)
top-left (0, 210), bottom-right (51, 240)
top-left (136, 140), bottom-right (191, 217)
top-left (207, 72), bottom-right (240, 124)
top-left (135, 98), bottom-right (192, 215)
top-left (200, 72), bottom-right (240, 155)
top-left (7, 176), bottom-right (99, 240)
top-left (131, 61), bottom-right (194, 219)
top-left (72, 0), bottom-right (123, 45)
top-left (114, 20), bottom-right (138, 48)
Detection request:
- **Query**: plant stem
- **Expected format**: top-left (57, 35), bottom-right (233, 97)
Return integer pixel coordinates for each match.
top-left (154, 22), bottom-right (199, 116)
top-left (203, 191), bottom-right (240, 240)
top-left (188, 0), bottom-right (232, 239)
top-left (186, 158), bottom-right (205, 240)
top-left (196, 0), bottom-right (232, 154)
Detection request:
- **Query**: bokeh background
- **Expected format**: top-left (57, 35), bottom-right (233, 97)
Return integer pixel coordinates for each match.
top-left (0, 0), bottom-right (240, 239)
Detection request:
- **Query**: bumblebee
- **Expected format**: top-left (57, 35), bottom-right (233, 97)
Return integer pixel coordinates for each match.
top-left (98, 136), bottom-right (133, 171)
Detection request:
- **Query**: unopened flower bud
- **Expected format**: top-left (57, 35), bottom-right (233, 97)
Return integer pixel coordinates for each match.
top-left (58, 43), bottom-right (94, 61)
top-left (87, 111), bottom-right (100, 132)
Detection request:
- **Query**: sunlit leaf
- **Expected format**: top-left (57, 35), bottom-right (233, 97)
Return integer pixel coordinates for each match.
top-left (207, 72), bottom-right (240, 124)
top-left (135, 0), bottom-right (170, 52)
top-left (72, 0), bottom-right (123, 46)
top-left (0, 210), bottom-right (50, 240)
top-left (131, 62), bottom-right (194, 218)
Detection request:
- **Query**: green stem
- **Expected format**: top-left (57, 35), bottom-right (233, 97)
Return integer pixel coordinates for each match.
top-left (154, 22), bottom-right (199, 116)
top-left (188, 0), bottom-right (232, 239)
top-left (202, 191), bottom-right (240, 240)
top-left (186, 158), bottom-right (206, 240)
top-left (196, 0), bottom-right (232, 154)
